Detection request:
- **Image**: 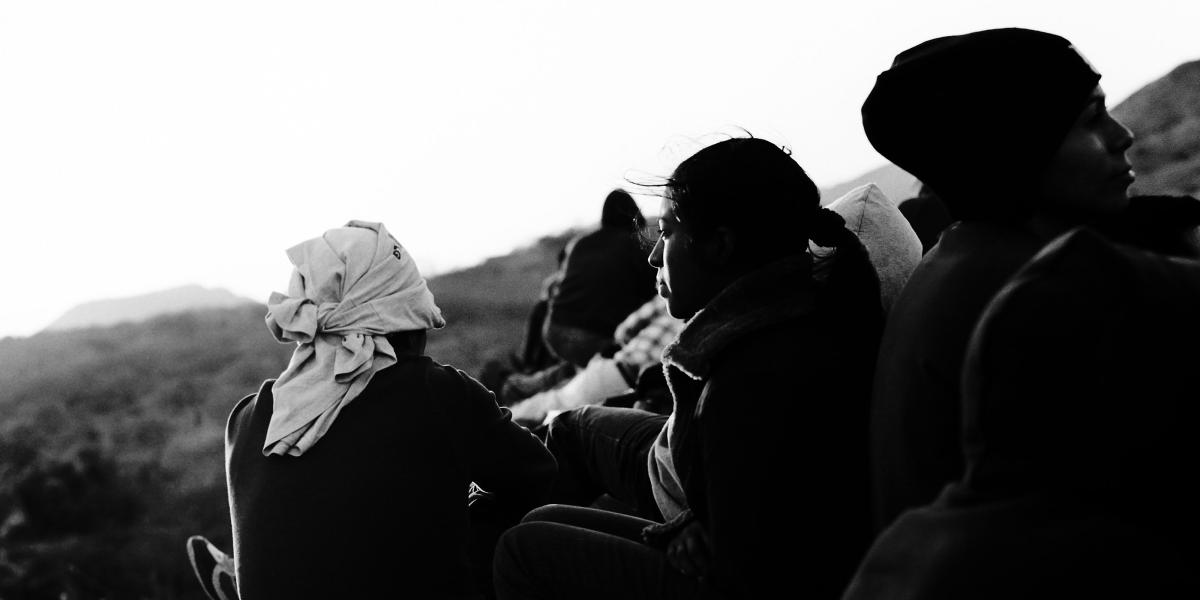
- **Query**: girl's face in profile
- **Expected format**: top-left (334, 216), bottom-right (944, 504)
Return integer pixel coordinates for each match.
top-left (648, 197), bottom-right (718, 321)
top-left (1035, 85), bottom-right (1135, 220)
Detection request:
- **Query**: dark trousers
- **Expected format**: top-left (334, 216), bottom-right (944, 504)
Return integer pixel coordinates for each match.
top-left (545, 406), bottom-right (668, 521)
top-left (493, 504), bottom-right (710, 600)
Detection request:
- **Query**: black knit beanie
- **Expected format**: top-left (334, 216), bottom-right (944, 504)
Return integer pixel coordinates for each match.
top-left (862, 28), bottom-right (1100, 221)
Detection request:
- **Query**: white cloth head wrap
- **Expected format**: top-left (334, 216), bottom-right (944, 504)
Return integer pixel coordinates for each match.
top-left (262, 220), bottom-right (445, 457)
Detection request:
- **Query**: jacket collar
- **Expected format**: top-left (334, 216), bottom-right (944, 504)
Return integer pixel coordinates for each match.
top-left (662, 254), bottom-right (818, 381)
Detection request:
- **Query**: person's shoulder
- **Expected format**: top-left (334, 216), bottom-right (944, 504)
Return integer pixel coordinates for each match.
top-left (898, 224), bottom-right (1041, 303)
top-left (711, 316), bottom-right (826, 378)
top-left (566, 227), bottom-right (610, 250)
top-left (232, 379), bottom-right (273, 417)
top-left (421, 358), bottom-right (496, 401)
top-left (226, 379), bottom-right (274, 446)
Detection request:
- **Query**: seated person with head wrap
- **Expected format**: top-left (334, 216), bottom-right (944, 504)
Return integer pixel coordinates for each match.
top-left (844, 227), bottom-right (1200, 599)
top-left (862, 27), bottom-right (1200, 532)
top-left (223, 221), bottom-right (555, 600)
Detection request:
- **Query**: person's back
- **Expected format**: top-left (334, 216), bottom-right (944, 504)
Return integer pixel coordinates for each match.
top-left (551, 227), bottom-right (654, 335)
top-left (846, 227), bottom-right (1200, 599)
top-left (225, 221), bottom-right (555, 599)
top-left (872, 206), bottom-right (1199, 529)
top-left (676, 274), bottom-right (879, 597)
top-left (546, 189), bottom-right (656, 364)
top-left (870, 221), bottom-right (1042, 526)
top-left (228, 346), bottom-right (552, 598)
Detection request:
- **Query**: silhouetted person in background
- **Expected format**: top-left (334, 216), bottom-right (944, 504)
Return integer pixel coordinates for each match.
top-left (543, 188), bottom-right (656, 367)
top-left (896, 182), bottom-right (952, 254)
top-left (500, 189), bottom-right (656, 404)
top-left (861, 28), bottom-right (1144, 532)
top-left (844, 228), bottom-right (1200, 599)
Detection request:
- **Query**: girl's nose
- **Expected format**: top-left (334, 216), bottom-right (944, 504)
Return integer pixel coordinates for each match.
top-left (648, 236), bottom-right (664, 268)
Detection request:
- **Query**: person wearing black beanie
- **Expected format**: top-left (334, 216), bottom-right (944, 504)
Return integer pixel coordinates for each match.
top-left (862, 27), bottom-right (1121, 223)
top-left (864, 28), bottom-right (1140, 533)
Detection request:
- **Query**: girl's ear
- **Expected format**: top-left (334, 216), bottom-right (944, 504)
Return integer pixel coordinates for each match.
top-left (703, 226), bottom-right (737, 267)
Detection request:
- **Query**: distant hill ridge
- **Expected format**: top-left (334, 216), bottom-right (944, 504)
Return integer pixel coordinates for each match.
top-left (43, 285), bottom-right (256, 332)
top-left (1112, 59), bottom-right (1200, 198)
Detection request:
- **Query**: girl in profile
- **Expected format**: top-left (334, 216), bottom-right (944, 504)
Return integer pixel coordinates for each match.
top-left (494, 137), bottom-right (884, 599)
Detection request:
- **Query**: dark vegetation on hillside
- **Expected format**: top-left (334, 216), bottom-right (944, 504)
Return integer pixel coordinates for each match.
top-left (0, 232), bottom-right (572, 599)
top-left (0, 306), bottom-right (292, 599)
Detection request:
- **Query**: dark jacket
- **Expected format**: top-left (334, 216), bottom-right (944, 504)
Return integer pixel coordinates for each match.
top-left (897, 194), bottom-right (953, 254)
top-left (548, 225), bottom-right (656, 336)
top-left (870, 195), bottom-right (1200, 531)
top-left (845, 228), bottom-right (1200, 599)
top-left (869, 221), bottom-right (1044, 530)
top-left (226, 334), bottom-right (555, 599)
top-left (654, 255), bottom-right (882, 599)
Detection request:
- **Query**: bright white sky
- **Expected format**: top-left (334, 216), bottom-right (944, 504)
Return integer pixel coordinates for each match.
top-left (1, 0), bottom-right (1197, 338)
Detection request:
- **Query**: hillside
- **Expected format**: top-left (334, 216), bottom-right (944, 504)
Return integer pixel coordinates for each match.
top-left (0, 305), bottom-right (293, 599)
top-left (43, 285), bottom-right (256, 332)
top-left (1111, 59), bottom-right (1200, 198)
top-left (425, 229), bottom-right (578, 376)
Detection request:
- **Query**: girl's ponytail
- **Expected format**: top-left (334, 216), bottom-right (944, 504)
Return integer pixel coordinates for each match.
top-left (809, 207), bottom-right (851, 249)
top-left (811, 208), bottom-right (884, 327)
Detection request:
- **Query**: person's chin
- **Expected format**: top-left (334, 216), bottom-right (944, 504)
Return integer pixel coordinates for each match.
top-left (665, 300), bottom-right (695, 321)
top-left (1110, 190), bottom-right (1134, 214)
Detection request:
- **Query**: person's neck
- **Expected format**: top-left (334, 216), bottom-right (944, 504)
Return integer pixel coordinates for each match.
top-left (385, 330), bottom-right (428, 356)
top-left (1024, 212), bottom-right (1085, 243)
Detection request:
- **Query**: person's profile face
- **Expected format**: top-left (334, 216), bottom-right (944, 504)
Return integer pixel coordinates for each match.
top-left (1035, 85), bottom-right (1135, 220)
top-left (647, 197), bottom-right (710, 320)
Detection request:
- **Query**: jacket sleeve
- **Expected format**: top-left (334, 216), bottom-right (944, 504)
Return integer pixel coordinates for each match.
top-left (432, 366), bottom-right (557, 510)
top-left (697, 366), bottom-right (871, 599)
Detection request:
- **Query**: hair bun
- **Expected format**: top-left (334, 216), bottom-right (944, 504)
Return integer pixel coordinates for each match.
top-left (809, 207), bottom-right (848, 247)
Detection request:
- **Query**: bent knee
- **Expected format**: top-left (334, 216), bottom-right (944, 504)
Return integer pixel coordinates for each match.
top-left (494, 521), bottom-right (560, 586)
top-left (521, 503), bottom-right (577, 524)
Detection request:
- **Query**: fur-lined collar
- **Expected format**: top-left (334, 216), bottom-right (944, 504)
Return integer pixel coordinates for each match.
top-left (662, 254), bottom-right (817, 381)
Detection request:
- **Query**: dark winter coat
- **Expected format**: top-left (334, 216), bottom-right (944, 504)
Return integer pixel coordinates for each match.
top-left (548, 225), bottom-right (656, 337)
top-left (226, 333), bottom-right (555, 600)
top-left (650, 254), bottom-right (882, 600)
top-left (869, 221), bottom-right (1043, 530)
top-left (870, 195), bottom-right (1200, 532)
top-left (844, 227), bottom-right (1200, 599)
